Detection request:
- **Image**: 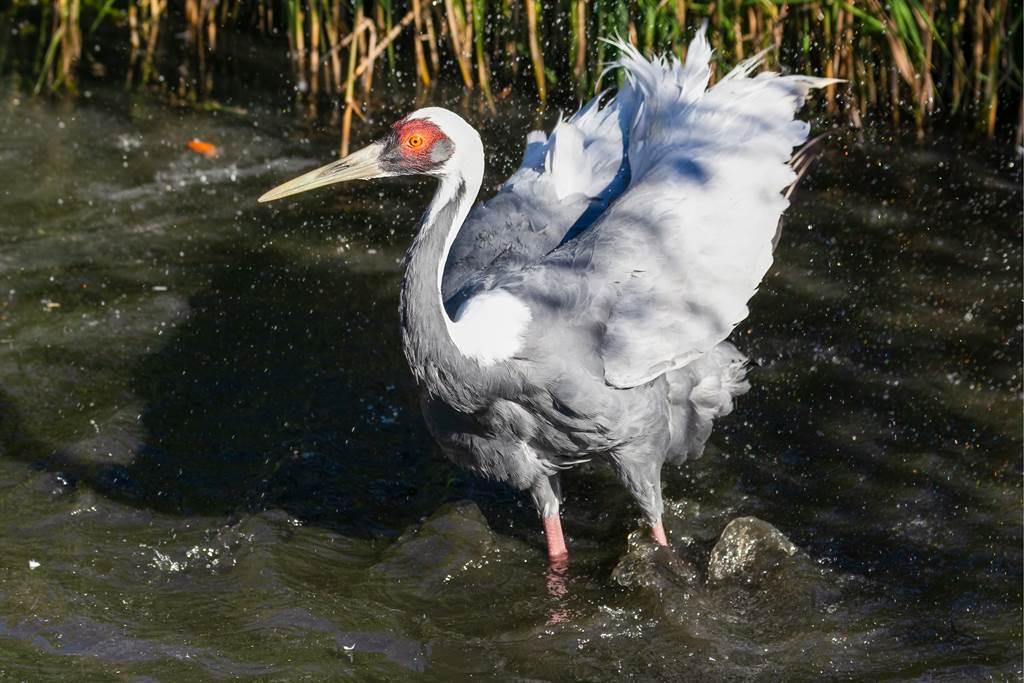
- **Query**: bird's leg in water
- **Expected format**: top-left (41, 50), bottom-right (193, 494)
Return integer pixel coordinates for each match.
top-left (531, 475), bottom-right (568, 563)
top-left (611, 452), bottom-right (669, 547)
top-left (543, 515), bottom-right (569, 563)
top-left (651, 521), bottom-right (669, 546)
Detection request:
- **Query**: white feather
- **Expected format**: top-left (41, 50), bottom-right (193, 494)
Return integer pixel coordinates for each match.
top-left (504, 86), bottom-right (635, 202)
top-left (594, 27), bottom-right (840, 387)
top-left (449, 289), bottom-right (532, 366)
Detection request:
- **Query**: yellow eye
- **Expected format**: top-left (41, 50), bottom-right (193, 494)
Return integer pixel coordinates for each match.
top-left (407, 134), bottom-right (424, 148)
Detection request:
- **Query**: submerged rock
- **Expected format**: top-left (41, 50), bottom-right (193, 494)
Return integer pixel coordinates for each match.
top-left (369, 500), bottom-right (505, 600)
top-left (707, 516), bottom-right (802, 584)
top-left (369, 502), bottom-right (549, 617)
top-left (609, 514), bottom-right (844, 647)
top-left (611, 527), bottom-right (699, 590)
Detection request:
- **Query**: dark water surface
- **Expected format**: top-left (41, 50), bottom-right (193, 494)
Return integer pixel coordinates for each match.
top-left (0, 86), bottom-right (1020, 681)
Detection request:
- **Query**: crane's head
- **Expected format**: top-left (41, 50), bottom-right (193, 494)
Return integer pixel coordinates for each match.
top-left (258, 107), bottom-right (479, 204)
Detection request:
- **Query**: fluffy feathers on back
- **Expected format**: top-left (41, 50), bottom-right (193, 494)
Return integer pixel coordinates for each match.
top-left (546, 27), bottom-right (837, 387)
top-left (446, 25), bottom-right (835, 388)
top-left (440, 83), bottom-right (636, 301)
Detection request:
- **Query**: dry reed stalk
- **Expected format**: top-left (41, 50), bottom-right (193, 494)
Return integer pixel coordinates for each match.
top-left (218, 0), bottom-right (231, 31)
top-left (11, 0), bottom-right (1022, 136)
top-left (204, 1), bottom-right (217, 96)
top-left (411, 0), bottom-right (431, 86)
top-left (422, 3), bottom-right (441, 76)
top-left (41, 0), bottom-right (82, 92)
top-left (321, 0), bottom-right (343, 95)
top-left (733, 12), bottom-right (744, 60)
top-left (38, 6), bottom-right (63, 92)
top-left (354, 10), bottom-right (415, 78)
top-left (981, 0), bottom-right (1007, 137)
top-left (845, 19), bottom-right (863, 127)
top-left (308, 0), bottom-right (320, 114)
top-left (127, 1), bottom-right (140, 85)
top-left (205, 0), bottom-right (217, 53)
top-left (471, 0), bottom-right (495, 113)
top-left (443, 0), bottom-right (474, 88)
top-left (948, 0), bottom-right (967, 112)
top-left (341, 4), bottom-right (364, 156)
top-left (915, 0), bottom-right (935, 137)
top-left (747, 7), bottom-right (759, 50)
top-left (375, 4), bottom-right (386, 42)
top-left (361, 18), bottom-right (378, 95)
top-left (864, 40), bottom-right (878, 107)
top-left (889, 63), bottom-right (900, 125)
top-left (287, 0), bottom-right (307, 96)
top-left (179, 0), bottom-right (198, 97)
top-left (971, 0), bottom-right (984, 106)
top-left (674, 0), bottom-right (687, 61)
top-left (191, 0), bottom-right (206, 96)
top-left (525, 0), bottom-right (545, 104)
top-left (460, 1), bottom-right (473, 78)
top-left (771, 4), bottom-right (786, 57)
top-left (851, 63), bottom-right (867, 128)
top-left (573, 0), bottom-right (586, 87)
top-left (144, 0), bottom-right (166, 83)
top-left (383, 1), bottom-right (397, 72)
top-left (863, 0), bottom-right (918, 104)
top-left (325, 19), bottom-right (362, 57)
top-left (63, 0), bottom-right (81, 90)
top-left (824, 10), bottom-right (840, 113)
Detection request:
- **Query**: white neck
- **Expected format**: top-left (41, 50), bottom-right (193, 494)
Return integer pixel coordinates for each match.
top-left (429, 171), bottom-right (482, 319)
top-left (414, 107), bottom-right (486, 329)
top-left (401, 109), bottom-right (531, 378)
top-left (398, 108), bottom-right (486, 372)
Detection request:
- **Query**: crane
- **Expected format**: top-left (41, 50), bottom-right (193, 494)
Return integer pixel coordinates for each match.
top-left (259, 28), bottom-right (836, 563)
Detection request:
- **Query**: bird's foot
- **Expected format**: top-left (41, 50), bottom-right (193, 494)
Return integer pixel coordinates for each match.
top-left (650, 521), bottom-right (669, 547)
top-left (543, 514), bottom-right (569, 566)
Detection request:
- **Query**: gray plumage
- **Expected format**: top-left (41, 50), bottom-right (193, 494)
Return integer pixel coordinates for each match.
top-left (409, 35), bottom-right (832, 530)
top-left (260, 27), bottom-right (837, 556)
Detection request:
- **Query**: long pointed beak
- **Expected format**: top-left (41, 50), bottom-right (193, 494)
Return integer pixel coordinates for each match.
top-left (258, 142), bottom-right (386, 203)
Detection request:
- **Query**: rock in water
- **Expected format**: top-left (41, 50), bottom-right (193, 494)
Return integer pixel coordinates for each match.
top-left (372, 501), bottom-right (496, 591)
top-left (371, 501), bottom-right (560, 614)
top-left (611, 527), bottom-right (699, 590)
top-left (708, 516), bottom-right (802, 584)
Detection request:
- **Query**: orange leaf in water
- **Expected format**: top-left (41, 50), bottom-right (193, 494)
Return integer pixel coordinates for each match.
top-left (186, 139), bottom-right (220, 159)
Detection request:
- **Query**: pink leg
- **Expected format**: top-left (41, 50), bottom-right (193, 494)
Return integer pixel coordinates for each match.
top-left (651, 521), bottom-right (669, 547)
top-left (543, 515), bottom-right (569, 563)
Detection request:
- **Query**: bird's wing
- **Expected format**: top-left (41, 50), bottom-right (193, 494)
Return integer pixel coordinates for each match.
top-left (441, 87), bottom-right (638, 304)
top-left (540, 28), bottom-right (838, 388)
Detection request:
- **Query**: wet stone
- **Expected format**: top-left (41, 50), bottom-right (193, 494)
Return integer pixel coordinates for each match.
top-left (707, 516), bottom-right (803, 584)
top-left (370, 501), bottom-right (496, 591)
top-left (611, 527), bottom-right (700, 590)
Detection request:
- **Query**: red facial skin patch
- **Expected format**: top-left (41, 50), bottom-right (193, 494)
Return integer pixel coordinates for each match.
top-left (393, 118), bottom-right (446, 163)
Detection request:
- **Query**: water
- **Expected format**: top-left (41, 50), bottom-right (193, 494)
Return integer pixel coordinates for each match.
top-left (0, 85), bottom-right (1020, 681)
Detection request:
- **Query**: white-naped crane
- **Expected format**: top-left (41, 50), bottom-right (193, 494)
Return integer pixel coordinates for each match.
top-left (260, 28), bottom-right (837, 563)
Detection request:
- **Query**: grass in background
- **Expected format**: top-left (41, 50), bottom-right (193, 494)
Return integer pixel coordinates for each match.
top-left (2, 0), bottom-right (1021, 144)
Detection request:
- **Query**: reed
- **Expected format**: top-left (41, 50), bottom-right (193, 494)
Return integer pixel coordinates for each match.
top-left (4, 0), bottom-right (1021, 142)
top-left (33, 0), bottom-right (82, 94)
